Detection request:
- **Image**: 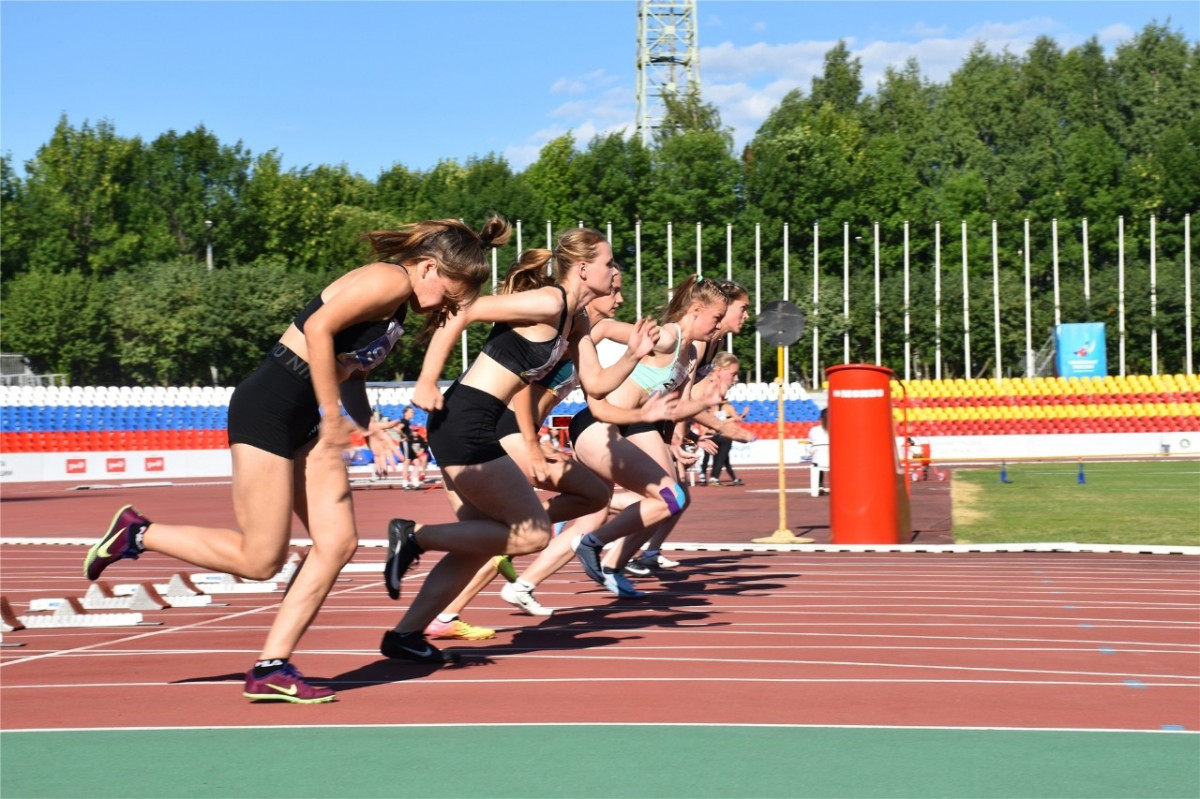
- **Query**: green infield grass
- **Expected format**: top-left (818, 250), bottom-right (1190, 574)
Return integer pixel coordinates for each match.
top-left (951, 459), bottom-right (1200, 547)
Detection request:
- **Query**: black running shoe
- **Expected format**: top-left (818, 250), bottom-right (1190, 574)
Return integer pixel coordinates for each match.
top-left (623, 559), bottom-right (653, 578)
top-left (572, 536), bottom-right (605, 585)
top-left (384, 519), bottom-right (422, 600)
top-left (380, 630), bottom-right (460, 664)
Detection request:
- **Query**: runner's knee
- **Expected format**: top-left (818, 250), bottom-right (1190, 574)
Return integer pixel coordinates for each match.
top-left (659, 481), bottom-right (688, 517)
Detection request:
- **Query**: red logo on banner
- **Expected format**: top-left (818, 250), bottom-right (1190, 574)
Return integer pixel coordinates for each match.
top-left (66, 459), bottom-right (87, 474)
top-left (106, 458), bottom-right (126, 473)
top-left (145, 457), bottom-right (164, 472)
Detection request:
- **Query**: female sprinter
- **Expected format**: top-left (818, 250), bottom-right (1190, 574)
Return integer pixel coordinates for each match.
top-left (83, 217), bottom-right (510, 702)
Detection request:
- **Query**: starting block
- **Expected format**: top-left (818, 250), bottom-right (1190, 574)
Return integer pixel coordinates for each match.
top-left (142, 574), bottom-right (220, 607)
top-left (13, 597), bottom-right (155, 629)
top-left (80, 582), bottom-right (167, 611)
top-left (189, 572), bottom-right (279, 594)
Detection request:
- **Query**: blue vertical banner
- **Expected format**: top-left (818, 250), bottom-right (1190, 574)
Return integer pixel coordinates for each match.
top-left (1055, 323), bottom-right (1108, 377)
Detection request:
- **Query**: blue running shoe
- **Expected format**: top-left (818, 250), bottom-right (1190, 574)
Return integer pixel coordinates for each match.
top-left (572, 535), bottom-right (605, 585)
top-left (603, 570), bottom-right (646, 598)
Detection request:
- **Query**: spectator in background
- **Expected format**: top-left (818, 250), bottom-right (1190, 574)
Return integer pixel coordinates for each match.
top-left (808, 407), bottom-right (829, 495)
top-left (704, 355), bottom-right (747, 487)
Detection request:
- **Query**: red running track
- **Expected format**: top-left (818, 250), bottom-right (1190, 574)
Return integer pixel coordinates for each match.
top-left (1, 471), bottom-right (1196, 732)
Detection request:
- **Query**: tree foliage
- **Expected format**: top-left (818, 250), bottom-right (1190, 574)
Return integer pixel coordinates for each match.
top-left (1, 22), bottom-right (1195, 384)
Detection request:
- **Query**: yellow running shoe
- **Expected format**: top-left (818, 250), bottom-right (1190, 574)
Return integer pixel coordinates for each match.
top-left (425, 617), bottom-right (496, 640)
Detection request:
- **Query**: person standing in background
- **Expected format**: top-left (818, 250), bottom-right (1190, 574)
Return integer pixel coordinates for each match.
top-left (808, 407), bottom-right (830, 495)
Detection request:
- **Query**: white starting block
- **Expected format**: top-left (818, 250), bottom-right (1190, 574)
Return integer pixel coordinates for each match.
top-left (146, 573), bottom-right (239, 605)
top-left (187, 572), bottom-right (279, 594)
top-left (114, 579), bottom-right (217, 608)
top-left (81, 582), bottom-right (166, 611)
top-left (11, 597), bottom-right (155, 629)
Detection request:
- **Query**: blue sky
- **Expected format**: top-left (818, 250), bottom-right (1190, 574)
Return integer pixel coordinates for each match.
top-left (2, 1), bottom-right (1196, 178)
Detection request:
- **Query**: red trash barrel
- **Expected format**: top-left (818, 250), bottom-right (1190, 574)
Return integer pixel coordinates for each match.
top-left (826, 364), bottom-right (913, 544)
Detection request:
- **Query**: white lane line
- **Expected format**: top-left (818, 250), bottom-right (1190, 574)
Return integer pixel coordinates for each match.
top-left (5, 721), bottom-right (1195, 734)
top-left (5, 677), bottom-right (1200, 691)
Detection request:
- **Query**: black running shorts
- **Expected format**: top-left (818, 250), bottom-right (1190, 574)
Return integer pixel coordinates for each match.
top-left (226, 345), bottom-right (320, 458)
top-left (426, 381), bottom-right (508, 466)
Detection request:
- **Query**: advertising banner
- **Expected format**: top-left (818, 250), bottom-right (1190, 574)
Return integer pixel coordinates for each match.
top-left (1055, 323), bottom-right (1107, 377)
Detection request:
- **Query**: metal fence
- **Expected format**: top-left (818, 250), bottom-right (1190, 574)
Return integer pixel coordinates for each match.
top-left (484, 213), bottom-right (1195, 388)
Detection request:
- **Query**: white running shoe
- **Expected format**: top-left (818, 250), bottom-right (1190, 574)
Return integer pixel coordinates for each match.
top-left (656, 554), bottom-right (680, 569)
top-left (500, 581), bottom-right (554, 616)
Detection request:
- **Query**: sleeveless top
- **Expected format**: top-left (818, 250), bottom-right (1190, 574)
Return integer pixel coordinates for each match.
top-left (481, 285), bottom-right (570, 383)
top-left (534, 357), bottom-right (578, 401)
top-left (630, 323), bottom-right (689, 395)
top-left (694, 343), bottom-right (719, 381)
top-left (293, 295), bottom-right (407, 373)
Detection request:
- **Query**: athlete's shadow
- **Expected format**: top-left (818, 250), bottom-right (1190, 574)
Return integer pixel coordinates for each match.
top-left (171, 659), bottom-right (458, 695)
top-left (326, 655), bottom-right (483, 693)
top-left (646, 561), bottom-right (795, 598)
top-left (172, 672), bottom-right (248, 686)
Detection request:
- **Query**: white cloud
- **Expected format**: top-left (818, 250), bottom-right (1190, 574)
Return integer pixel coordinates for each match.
top-left (752, 21), bottom-right (768, 33)
top-left (515, 14), bottom-right (1162, 172)
top-left (1096, 23), bottom-right (1136, 47)
top-left (505, 114), bottom-right (636, 171)
top-left (698, 16), bottom-right (1126, 156)
top-left (702, 39), bottom-right (838, 83)
top-left (550, 77), bottom-right (588, 95)
top-left (550, 69), bottom-right (617, 95)
top-left (963, 17), bottom-right (1066, 40)
top-left (504, 142), bottom-right (544, 171)
top-left (908, 22), bottom-right (948, 37)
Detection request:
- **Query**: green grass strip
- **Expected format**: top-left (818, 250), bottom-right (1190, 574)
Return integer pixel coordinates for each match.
top-left (3, 726), bottom-right (1197, 798)
top-left (953, 460), bottom-right (1200, 547)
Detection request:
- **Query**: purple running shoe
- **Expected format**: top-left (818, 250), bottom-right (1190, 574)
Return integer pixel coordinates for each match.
top-left (84, 505), bottom-right (150, 581)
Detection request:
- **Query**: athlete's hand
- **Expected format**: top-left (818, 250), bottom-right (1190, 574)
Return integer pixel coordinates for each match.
top-left (319, 411), bottom-right (356, 453)
top-left (366, 419), bottom-right (402, 477)
top-left (527, 438), bottom-right (552, 483)
top-left (641, 390), bottom-right (680, 423)
top-left (411, 379), bottom-right (444, 412)
top-left (720, 420), bottom-right (756, 443)
top-left (672, 443), bottom-right (700, 466)
top-left (626, 317), bottom-right (660, 360)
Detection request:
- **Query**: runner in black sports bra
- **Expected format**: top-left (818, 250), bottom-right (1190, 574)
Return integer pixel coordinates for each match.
top-left (380, 229), bottom-right (672, 663)
top-left (424, 284), bottom-right (572, 467)
top-left (83, 215), bottom-right (509, 703)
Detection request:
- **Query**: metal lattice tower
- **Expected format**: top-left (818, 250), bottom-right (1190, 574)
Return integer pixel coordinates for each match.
top-left (635, 0), bottom-right (700, 145)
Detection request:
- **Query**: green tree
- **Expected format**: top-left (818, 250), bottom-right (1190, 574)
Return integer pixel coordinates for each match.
top-left (140, 126), bottom-right (253, 266)
top-left (108, 260), bottom-right (219, 384)
top-left (9, 116), bottom-right (143, 277)
top-left (523, 133), bottom-right (578, 230)
top-left (238, 155), bottom-right (377, 271)
top-left (0, 268), bottom-right (117, 383)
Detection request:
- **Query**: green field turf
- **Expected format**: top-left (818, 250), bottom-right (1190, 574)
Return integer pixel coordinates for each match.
top-left (952, 459), bottom-right (1200, 547)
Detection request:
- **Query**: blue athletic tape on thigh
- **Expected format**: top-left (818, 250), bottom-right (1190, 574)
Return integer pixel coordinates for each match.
top-left (659, 482), bottom-right (687, 516)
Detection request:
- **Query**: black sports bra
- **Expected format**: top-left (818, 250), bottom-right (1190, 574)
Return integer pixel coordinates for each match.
top-left (293, 295), bottom-right (407, 373)
top-left (480, 285), bottom-right (571, 383)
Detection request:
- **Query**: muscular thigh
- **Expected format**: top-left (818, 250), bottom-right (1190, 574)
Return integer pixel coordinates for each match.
top-left (230, 443), bottom-right (300, 560)
top-left (576, 425), bottom-right (672, 495)
top-left (442, 459), bottom-right (548, 527)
